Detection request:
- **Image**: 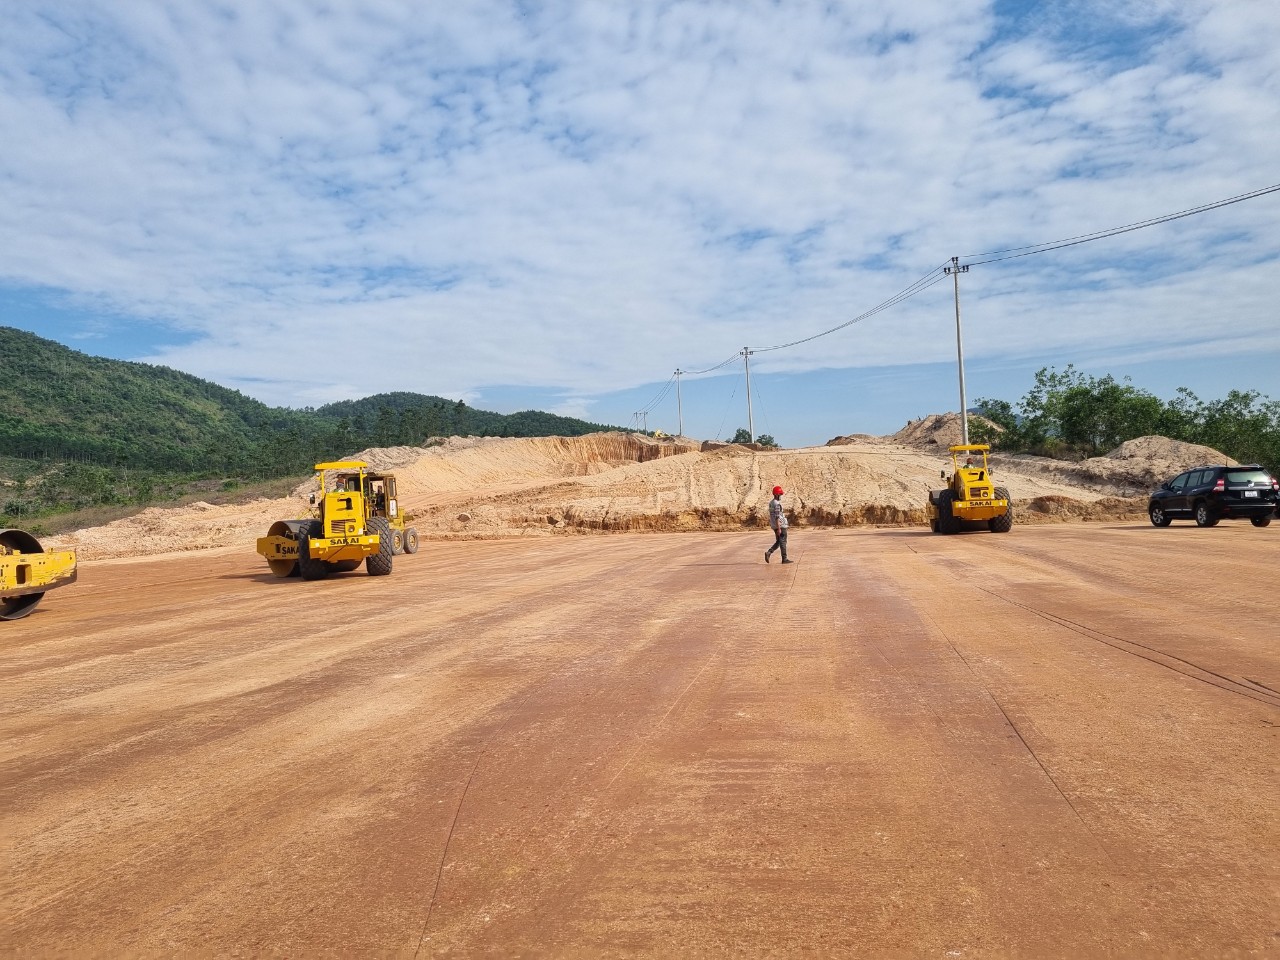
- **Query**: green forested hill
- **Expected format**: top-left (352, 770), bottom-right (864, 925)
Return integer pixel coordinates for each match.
top-left (0, 326), bottom-right (623, 527)
top-left (0, 326), bottom-right (320, 471)
top-left (315, 392), bottom-right (620, 445)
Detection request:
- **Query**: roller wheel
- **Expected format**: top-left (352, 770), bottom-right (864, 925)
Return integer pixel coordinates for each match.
top-left (365, 517), bottom-right (394, 577)
top-left (264, 520), bottom-right (303, 577)
top-left (1194, 502), bottom-right (1218, 528)
top-left (403, 528), bottom-right (420, 554)
top-left (988, 487), bottom-right (1013, 533)
top-left (297, 520), bottom-right (329, 580)
top-left (935, 490), bottom-right (960, 535)
top-left (1, 529), bottom-right (47, 620)
top-left (1149, 503), bottom-right (1171, 527)
top-left (1, 592), bottom-right (43, 620)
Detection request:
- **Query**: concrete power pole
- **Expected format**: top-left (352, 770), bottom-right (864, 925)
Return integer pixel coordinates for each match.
top-left (742, 348), bottom-right (755, 443)
top-left (674, 369), bottom-right (684, 438)
top-left (944, 256), bottom-right (971, 446)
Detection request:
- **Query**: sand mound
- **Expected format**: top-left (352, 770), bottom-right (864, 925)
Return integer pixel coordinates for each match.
top-left (978, 436), bottom-right (1236, 498)
top-left (44, 427), bottom-right (1237, 561)
top-left (1082, 436), bottom-right (1237, 489)
top-left (824, 433), bottom-right (880, 446)
top-left (889, 412), bottom-right (1002, 448)
top-left (49, 497), bottom-right (311, 563)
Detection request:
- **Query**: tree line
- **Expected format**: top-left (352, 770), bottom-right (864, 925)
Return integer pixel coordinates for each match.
top-left (973, 366), bottom-right (1280, 474)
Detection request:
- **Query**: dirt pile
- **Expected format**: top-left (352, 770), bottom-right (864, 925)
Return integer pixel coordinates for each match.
top-left (348, 432), bottom-right (700, 493)
top-left (981, 436), bottom-right (1237, 499)
top-left (1082, 436), bottom-right (1238, 489)
top-left (44, 429), bottom-right (1236, 561)
top-left (887, 412), bottom-right (1002, 448)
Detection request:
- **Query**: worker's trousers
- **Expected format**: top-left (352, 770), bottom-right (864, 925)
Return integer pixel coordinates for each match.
top-left (766, 528), bottom-right (788, 562)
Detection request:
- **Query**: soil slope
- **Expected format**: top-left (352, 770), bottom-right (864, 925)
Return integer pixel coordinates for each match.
top-left (47, 417), bottom-right (1233, 561)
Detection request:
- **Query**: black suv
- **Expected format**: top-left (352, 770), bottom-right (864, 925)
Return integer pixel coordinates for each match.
top-left (1148, 465), bottom-right (1278, 528)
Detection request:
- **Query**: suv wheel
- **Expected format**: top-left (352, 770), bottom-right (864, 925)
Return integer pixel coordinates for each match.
top-left (1149, 503), bottom-right (1171, 527)
top-left (1251, 516), bottom-right (1272, 528)
top-left (1194, 501), bottom-right (1219, 528)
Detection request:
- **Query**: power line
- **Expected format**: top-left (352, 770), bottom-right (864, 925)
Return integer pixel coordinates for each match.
top-left (753, 261), bottom-right (952, 354)
top-left (712, 373), bottom-right (739, 441)
top-left (646, 262), bottom-right (951, 435)
top-left (629, 352), bottom-right (740, 429)
top-left (636, 375), bottom-right (675, 415)
top-left (649, 180), bottom-right (1280, 435)
top-left (962, 181), bottom-right (1280, 266)
top-left (719, 181), bottom-right (1280, 364)
top-left (684, 352), bottom-right (743, 376)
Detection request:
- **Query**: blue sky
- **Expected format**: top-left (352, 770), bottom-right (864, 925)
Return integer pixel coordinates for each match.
top-left (2, 1), bottom-right (1278, 447)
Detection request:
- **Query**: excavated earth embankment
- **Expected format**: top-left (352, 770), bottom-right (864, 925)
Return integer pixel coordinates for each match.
top-left (47, 417), bottom-right (1235, 561)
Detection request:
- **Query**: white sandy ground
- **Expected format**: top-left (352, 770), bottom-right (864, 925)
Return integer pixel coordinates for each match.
top-left (43, 413), bottom-right (1238, 561)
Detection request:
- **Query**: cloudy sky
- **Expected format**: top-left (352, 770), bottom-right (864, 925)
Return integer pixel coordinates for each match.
top-left (3, 0), bottom-right (1278, 446)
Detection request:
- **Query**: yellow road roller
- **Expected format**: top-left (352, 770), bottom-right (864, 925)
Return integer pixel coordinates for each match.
top-left (1, 528), bottom-right (78, 620)
top-left (256, 461), bottom-right (396, 580)
top-left (926, 444), bottom-right (1013, 534)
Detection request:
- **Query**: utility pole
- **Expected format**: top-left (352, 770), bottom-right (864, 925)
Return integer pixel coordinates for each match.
top-left (944, 256), bottom-right (971, 446)
top-left (742, 347), bottom-right (755, 443)
top-left (674, 369), bottom-right (684, 438)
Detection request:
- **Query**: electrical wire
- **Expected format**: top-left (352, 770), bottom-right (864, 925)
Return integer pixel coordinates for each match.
top-left (636, 375), bottom-right (675, 416)
top-left (684, 352), bottom-right (743, 376)
top-left (713, 377), bottom-right (740, 441)
top-left (962, 182), bottom-right (1280, 266)
top-left (751, 375), bottom-right (774, 443)
top-left (631, 354), bottom-right (739, 427)
top-left (654, 180), bottom-right (1280, 430)
top-left (653, 265), bottom-right (951, 431)
top-left (753, 262), bottom-right (952, 353)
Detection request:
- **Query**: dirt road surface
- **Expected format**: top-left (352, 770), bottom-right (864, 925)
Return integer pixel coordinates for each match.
top-left (4, 524), bottom-right (1277, 957)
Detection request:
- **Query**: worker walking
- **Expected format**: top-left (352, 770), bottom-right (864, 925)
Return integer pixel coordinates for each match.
top-left (764, 485), bottom-right (792, 564)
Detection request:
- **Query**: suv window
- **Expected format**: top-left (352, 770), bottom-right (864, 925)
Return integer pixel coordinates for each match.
top-left (1170, 472), bottom-right (1190, 492)
top-left (1225, 469), bottom-right (1271, 484)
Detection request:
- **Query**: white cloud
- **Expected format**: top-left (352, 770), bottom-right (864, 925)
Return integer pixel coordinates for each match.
top-left (1, 0), bottom-right (1277, 423)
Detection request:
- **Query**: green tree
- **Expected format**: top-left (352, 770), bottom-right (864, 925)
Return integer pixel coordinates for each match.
top-left (755, 434), bottom-right (779, 448)
top-left (1055, 376), bottom-right (1165, 455)
top-left (976, 366), bottom-right (1280, 474)
top-left (729, 428), bottom-right (752, 444)
top-left (374, 406), bottom-right (395, 446)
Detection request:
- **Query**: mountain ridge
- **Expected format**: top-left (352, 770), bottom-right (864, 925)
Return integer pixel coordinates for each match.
top-left (0, 325), bottom-right (623, 474)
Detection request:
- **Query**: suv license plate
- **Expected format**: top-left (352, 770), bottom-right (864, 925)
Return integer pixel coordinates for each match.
top-left (1244, 490), bottom-right (1258, 497)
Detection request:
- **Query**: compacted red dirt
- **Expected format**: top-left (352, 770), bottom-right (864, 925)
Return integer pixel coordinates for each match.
top-left (3, 524), bottom-right (1277, 957)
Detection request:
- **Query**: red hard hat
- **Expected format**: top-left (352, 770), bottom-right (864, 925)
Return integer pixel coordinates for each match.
top-left (772, 486), bottom-right (784, 495)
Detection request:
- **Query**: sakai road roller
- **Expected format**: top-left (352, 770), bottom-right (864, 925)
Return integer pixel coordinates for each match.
top-left (1, 529), bottom-right (78, 620)
top-left (256, 460), bottom-right (417, 580)
top-left (926, 444), bottom-right (1013, 534)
